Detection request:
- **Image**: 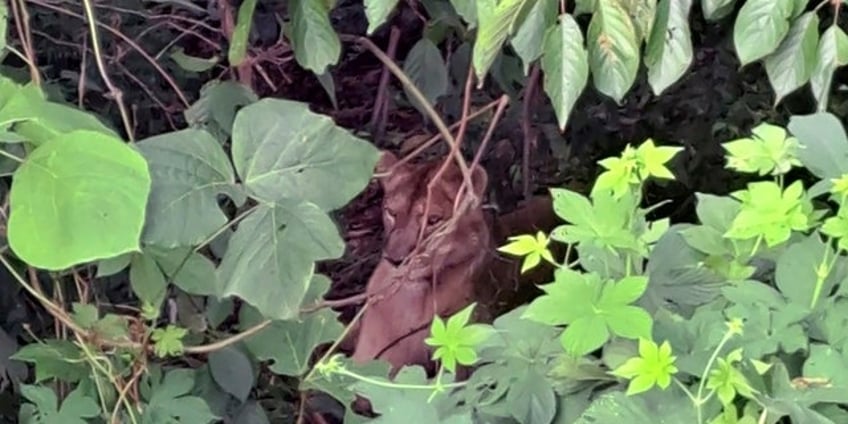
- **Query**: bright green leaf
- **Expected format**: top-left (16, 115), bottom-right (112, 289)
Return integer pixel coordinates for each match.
top-left (8, 130), bottom-right (151, 270)
top-left (365, 0), bottom-right (399, 34)
top-left (472, 0), bottom-right (528, 81)
top-left (511, 0), bottom-right (557, 74)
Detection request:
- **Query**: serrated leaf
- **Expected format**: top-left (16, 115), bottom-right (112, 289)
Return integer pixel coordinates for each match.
top-left (11, 340), bottom-right (88, 383)
top-left (733, 0), bottom-right (794, 66)
top-left (217, 202), bottom-right (344, 320)
top-left (587, 0), bottom-right (640, 103)
top-left (541, 14), bottom-right (589, 131)
top-left (8, 130), bottom-right (151, 270)
top-left (365, 0), bottom-right (399, 33)
top-left (142, 368), bottom-right (217, 424)
top-left (644, 0), bottom-right (693, 95)
top-left (511, 0), bottom-right (557, 74)
top-left (810, 26), bottom-right (848, 110)
top-left (137, 129), bottom-right (238, 247)
top-left (764, 12), bottom-right (819, 105)
top-left (231, 98), bottom-right (379, 211)
top-left (402, 38), bottom-right (449, 116)
top-left (289, 0), bottom-right (341, 74)
top-left (574, 387), bottom-right (697, 423)
top-left (472, 0), bottom-right (528, 81)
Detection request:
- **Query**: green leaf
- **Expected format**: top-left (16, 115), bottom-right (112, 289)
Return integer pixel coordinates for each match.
top-left (725, 181), bottom-right (812, 247)
top-left (21, 384), bottom-right (100, 424)
top-left (764, 12), bottom-right (819, 105)
top-left (8, 130), bottom-right (151, 270)
top-left (184, 80), bottom-right (258, 137)
top-left (506, 371), bottom-right (557, 424)
top-left (218, 202), bottom-right (344, 320)
top-left (644, 0), bottom-right (693, 95)
top-left (574, 387), bottom-right (697, 423)
top-left (732, 0), bottom-right (794, 66)
top-left (231, 98), bottom-right (380, 211)
top-left (587, 0), bottom-right (640, 103)
top-left (0, 0), bottom-right (7, 54)
top-left (424, 303), bottom-right (494, 373)
top-left (137, 129), bottom-right (238, 247)
top-left (241, 280), bottom-right (343, 376)
top-left (227, 0), bottom-right (256, 68)
top-left (149, 247), bottom-right (221, 297)
top-left (354, 366), bottom-right (467, 422)
top-left (723, 122), bottom-right (802, 176)
top-left (622, 0), bottom-right (657, 43)
top-left (612, 339), bottom-right (678, 395)
top-left (472, 0), bottom-right (528, 81)
top-left (450, 0), bottom-right (477, 27)
top-left (11, 340), bottom-right (88, 383)
top-left (130, 252), bottom-right (168, 311)
top-left (810, 26), bottom-right (848, 110)
top-left (96, 253), bottom-right (132, 277)
top-left (402, 38), bottom-right (449, 116)
top-left (775, 233), bottom-right (838, 308)
top-left (141, 368), bottom-right (217, 424)
top-left (150, 325), bottom-right (188, 357)
top-left (208, 346), bottom-right (254, 402)
top-left (788, 112), bottom-right (848, 180)
top-left (701, 0), bottom-right (736, 21)
top-left (365, 0), bottom-right (399, 33)
top-left (170, 47), bottom-right (219, 72)
top-left (289, 0), bottom-right (341, 74)
top-left (541, 14), bottom-right (589, 131)
top-left (511, 0), bottom-right (557, 74)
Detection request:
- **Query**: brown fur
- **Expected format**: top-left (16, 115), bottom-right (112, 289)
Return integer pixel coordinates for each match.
top-left (348, 151), bottom-right (562, 379)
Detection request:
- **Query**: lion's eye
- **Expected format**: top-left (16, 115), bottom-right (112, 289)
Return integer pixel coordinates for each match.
top-left (427, 216), bottom-right (442, 225)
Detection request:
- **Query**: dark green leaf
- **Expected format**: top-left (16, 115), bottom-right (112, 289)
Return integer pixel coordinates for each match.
top-left (208, 346), bottom-right (255, 402)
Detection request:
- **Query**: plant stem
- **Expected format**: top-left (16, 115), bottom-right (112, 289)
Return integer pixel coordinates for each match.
top-left (694, 328), bottom-right (735, 423)
top-left (0, 149), bottom-right (25, 163)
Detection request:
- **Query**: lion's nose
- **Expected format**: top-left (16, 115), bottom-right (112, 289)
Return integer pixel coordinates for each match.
top-left (383, 252), bottom-right (404, 266)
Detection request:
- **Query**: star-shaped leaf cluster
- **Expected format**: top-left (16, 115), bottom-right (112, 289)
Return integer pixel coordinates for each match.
top-left (424, 303), bottom-right (494, 373)
top-left (611, 338), bottom-right (679, 395)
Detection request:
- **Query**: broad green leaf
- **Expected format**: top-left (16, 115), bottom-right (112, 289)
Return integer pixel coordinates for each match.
top-left (217, 202), bottom-right (344, 320)
top-left (621, 0), bottom-right (657, 43)
top-left (761, 361), bottom-right (848, 423)
top-left (141, 368), bottom-right (218, 424)
top-left (403, 38), bottom-right (449, 116)
top-left (733, 0), bottom-right (794, 66)
top-left (228, 0), bottom-right (257, 66)
top-left (241, 276), bottom-right (343, 376)
top-left (472, 0), bottom-right (528, 81)
top-left (11, 340), bottom-right (88, 383)
top-left (810, 26), bottom-right (848, 110)
top-left (511, 0), bottom-right (557, 74)
top-left (150, 247), bottom-right (221, 297)
top-left (787, 112), bottom-right (848, 180)
top-left (130, 252), bottom-right (168, 311)
top-left (541, 14), bottom-right (589, 131)
top-left (803, 344), bottom-right (848, 389)
top-left (137, 129), bottom-right (238, 247)
top-left (20, 384), bottom-right (100, 424)
top-left (231, 98), bottom-right (379, 211)
top-left (96, 252), bottom-right (132, 277)
top-left (574, 386), bottom-right (697, 423)
top-left (450, 0), bottom-right (477, 27)
top-left (644, 226), bottom-right (725, 307)
top-left (0, 85), bottom-right (118, 147)
top-left (764, 12), bottom-right (819, 105)
top-left (776, 233), bottom-right (838, 309)
top-left (550, 187), bottom-right (594, 226)
top-left (574, 0), bottom-right (596, 15)
top-left (365, 0), bottom-right (399, 33)
top-left (289, 0), bottom-right (341, 74)
top-left (208, 346), bottom-right (254, 402)
top-left (170, 47), bottom-right (219, 72)
top-left (701, 0), bottom-right (735, 21)
top-left (8, 130), bottom-right (151, 270)
top-left (354, 366), bottom-right (467, 422)
top-left (644, 0), bottom-right (693, 95)
top-left (587, 0), bottom-right (640, 103)
top-left (184, 80), bottom-right (259, 137)
top-left (506, 371), bottom-right (556, 424)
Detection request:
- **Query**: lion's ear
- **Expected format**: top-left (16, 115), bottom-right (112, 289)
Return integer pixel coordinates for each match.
top-left (469, 163), bottom-right (489, 198)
